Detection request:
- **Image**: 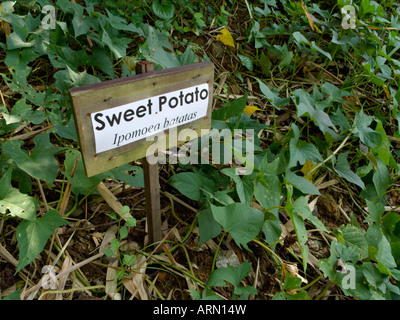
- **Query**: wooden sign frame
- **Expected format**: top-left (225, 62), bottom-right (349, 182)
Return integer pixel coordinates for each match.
top-left (69, 62), bottom-right (214, 177)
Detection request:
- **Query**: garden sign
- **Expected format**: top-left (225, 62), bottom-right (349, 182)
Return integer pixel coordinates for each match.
top-left (69, 61), bottom-right (214, 177)
top-left (69, 61), bottom-right (214, 244)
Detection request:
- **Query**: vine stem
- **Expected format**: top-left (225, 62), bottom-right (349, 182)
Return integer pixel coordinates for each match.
top-left (297, 273), bottom-right (324, 292)
top-left (315, 281), bottom-right (335, 300)
top-left (38, 285), bottom-right (105, 300)
top-left (211, 232), bottom-right (226, 273)
top-left (243, 0), bottom-right (254, 21)
top-left (145, 277), bottom-right (165, 300)
top-left (252, 239), bottom-right (287, 292)
top-left (308, 133), bottom-right (352, 175)
top-left (252, 239), bottom-right (285, 268)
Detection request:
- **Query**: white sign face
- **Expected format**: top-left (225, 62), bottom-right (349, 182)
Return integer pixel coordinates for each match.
top-left (91, 83), bottom-right (209, 154)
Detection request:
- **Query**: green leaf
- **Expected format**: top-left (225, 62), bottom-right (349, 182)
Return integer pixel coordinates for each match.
top-left (46, 44), bottom-right (91, 71)
top-left (54, 66), bottom-right (101, 92)
top-left (206, 190), bottom-right (235, 206)
top-left (142, 44), bottom-right (180, 69)
top-left (320, 82), bottom-right (352, 104)
top-left (262, 218), bottom-right (281, 247)
top-left (362, 262), bottom-right (388, 293)
top-left (102, 248), bottom-right (115, 257)
top-left (259, 51), bottom-right (271, 75)
top-left (372, 159), bottom-right (390, 197)
top-left (1, 288), bottom-right (21, 300)
top-left (3, 98), bottom-right (46, 125)
top-left (72, 14), bottom-right (90, 38)
top-left (292, 32), bottom-right (331, 61)
top-left (4, 49), bottom-right (40, 74)
top-left (108, 164), bottom-right (144, 188)
top-left (0, 169), bottom-right (37, 221)
top-left (285, 192), bottom-right (309, 271)
top-left (207, 260), bottom-right (252, 288)
top-left (177, 45), bottom-right (198, 66)
top-left (57, 0), bottom-right (91, 37)
top-left (64, 150), bottom-right (142, 196)
top-left (57, 0), bottom-right (82, 14)
top-left (365, 200), bottom-right (385, 224)
top-left (91, 46), bottom-right (115, 79)
top-left (254, 78), bottom-right (289, 109)
top-left (234, 285), bottom-right (258, 298)
top-left (222, 168), bottom-right (254, 204)
top-left (293, 196), bottom-right (327, 232)
top-left (272, 44), bottom-right (293, 70)
top-left (238, 54), bottom-right (253, 71)
top-left (289, 123), bottom-right (323, 167)
top-left (373, 122), bottom-right (391, 165)
top-left (293, 89), bottom-right (336, 135)
top-left (1, 109), bottom-right (20, 126)
top-left (376, 236), bottom-right (397, 275)
top-left (152, 0), bottom-right (175, 20)
top-left (210, 203), bottom-right (264, 250)
top-left (292, 31), bottom-right (308, 44)
top-left (55, 118), bottom-right (78, 141)
top-left (320, 257), bottom-right (374, 299)
top-left (104, 9), bottom-right (140, 33)
top-left (122, 253), bottom-right (136, 266)
top-left (320, 225), bottom-right (369, 293)
top-left (310, 41), bottom-right (332, 60)
top-left (0, 1), bottom-right (17, 17)
top-left (7, 31), bottom-right (36, 50)
top-left (382, 211), bottom-right (400, 237)
top-left (84, 0), bottom-right (102, 5)
top-left (212, 94), bottom-right (248, 121)
top-left (339, 224), bottom-right (369, 262)
top-left (119, 226), bottom-right (128, 240)
top-left (101, 28), bottom-right (132, 59)
top-left (254, 173), bottom-right (281, 213)
top-left (169, 172), bottom-right (216, 201)
top-left (334, 152), bottom-right (365, 189)
top-left (318, 241), bottom-right (341, 280)
top-left (259, 153), bottom-right (281, 174)
top-left (282, 272), bottom-right (303, 291)
top-left (273, 273), bottom-right (311, 300)
top-left (330, 107), bottom-right (351, 132)
top-left (125, 217), bottom-right (137, 227)
top-left (351, 111), bottom-right (382, 148)
top-left (63, 149), bottom-right (102, 196)
top-left (285, 170), bottom-right (320, 195)
top-left (16, 210), bottom-right (69, 271)
top-left (141, 24), bottom-right (173, 51)
top-left (197, 207), bottom-right (221, 245)
top-left (111, 238), bottom-right (120, 252)
top-left (2, 133), bottom-right (59, 184)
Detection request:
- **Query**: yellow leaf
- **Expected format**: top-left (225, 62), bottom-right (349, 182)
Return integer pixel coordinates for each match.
top-left (216, 28), bottom-right (235, 48)
top-left (383, 85), bottom-right (391, 100)
top-left (243, 106), bottom-right (260, 116)
top-left (300, 160), bottom-right (317, 182)
top-left (314, 24), bottom-right (323, 34)
top-left (301, 0), bottom-right (314, 31)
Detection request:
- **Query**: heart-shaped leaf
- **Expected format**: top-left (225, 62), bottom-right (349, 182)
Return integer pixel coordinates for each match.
top-left (210, 203), bottom-right (264, 250)
top-left (0, 169), bottom-right (37, 221)
top-left (169, 172), bottom-right (216, 201)
top-left (16, 210), bottom-right (69, 271)
top-left (1, 133), bottom-right (59, 184)
top-left (334, 152), bottom-right (365, 190)
top-left (152, 0), bottom-right (175, 20)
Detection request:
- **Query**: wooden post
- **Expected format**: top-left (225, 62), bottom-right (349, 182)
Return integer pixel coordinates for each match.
top-left (135, 61), bottom-right (162, 246)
